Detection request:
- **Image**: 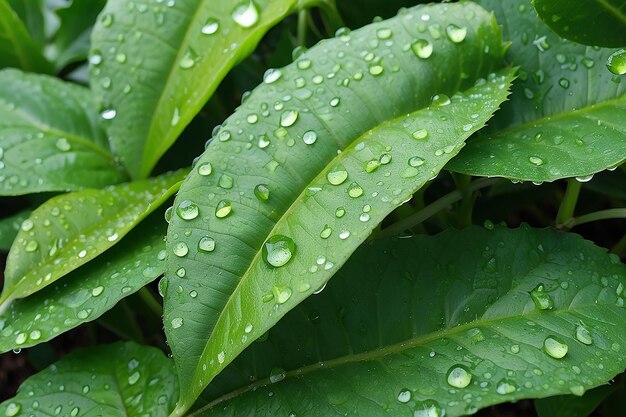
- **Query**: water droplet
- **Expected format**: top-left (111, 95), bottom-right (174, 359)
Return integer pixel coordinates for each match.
top-left (329, 97), bottom-right (340, 107)
top-left (544, 336), bottom-right (568, 359)
top-left (176, 267), bottom-right (186, 278)
top-left (575, 324), bottom-right (593, 345)
top-left (339, 230), bottom-right (350, 240)
top-left (92, 286), bottom-right (104, 297)
top-left (215, 200), bottom-right (233, 218)
top-left (397, 388), bottom-right (411, 403)
top-left (272, 285), bottom-right (292, 304)
top-left (369, 64), bottom-right (384, 76)
top-left (606, 49), bottom-right (626, 75)
top-left (101, 13), bottom-right (113, 27)
top-left (376, 28), bottom-right (392, 40)
top-left (335, 27), bottom-right (351, 40)
top-left (446, 24), bottom-right (467, 43)
top-left (219, 130), bottom-right (232, 142)
top-left (171, 317), bottom-right (183, 328)
top-left (280, 110), bottom-right (299, 127)
top-left (231, 0), bottom-right (259, 28)
top-left (197, 162), bottom-right (213, 176)
top-left (56, 138), bottom-right (71, 151)
top-left (496, 379), bottom-right (517, 394)
top-left (327, 165), bottom-right (348, 185)
top-left (201, 18), bottom-right (219, 35)
top-left (302, 130), bottom-right (317, 145)
top-left (5, 403), bottom-right (21, 417)
top-left (15, 333), bottom-right (27, 345)
top-left (115, 53), bottom-right (127, 64)
top-left (558, 78), bottom-right (570, 88)
top-left (218, 174), bottom-right (234, 189)
top-left (335, 207), bottom-right (345, 218)
top-left (197, 236), bottom-right (216, 253)
top-left (446, 365), bottom-right (472, 388)
top-left (365, 159), bottom-right (381, 173)
top-left (467, 328), bottom-right (485, 343)
top-left (431, 94), bottom-right (451, 107)
top-left (25, 240), bottom-right (38, 252)
top-left (529, 156), bottom-right (544, 166)
top-left (128, 371), bottom-right (140, 385)
top-left (173, 242), bottom-right (189, 257)
top-left (320, 225), bottom-right (332, 239)
top-left (409, 156), bottom-right (425, 167)
top-left (412, 129), bottom-right (429, 140)
top-left (412, 39), bottom-right (433, 59)
top-left (348, 182), bottom-right (364, 198)
top-left (413, 400), bottom-right (443, 417)
top-left (297, 59), bottom-right (312, 70)
top-left (530, 284), bottom-right (554, 310)
top-left (171, 107), bottom-right (180, 126)
top-left (269, 367), bottom-right (286, 383)
top-left (21, 219), bottom-right (33, 232)
top-left (254, 184), bottom-right (270, 201)
top-left (177, 200), bottom-right (199, 220)
top-left (179, 47), bottom-right (198, 69)
top-left (263, 235), bottom-right (296, 267)
top-left (101, 108), bottom-right (117, 120)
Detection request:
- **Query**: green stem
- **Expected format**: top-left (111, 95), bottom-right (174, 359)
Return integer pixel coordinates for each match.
top-left (313, 0), bottom-right (345, 35)
top-left (297, 10), bottom-right (309, 47)
top-left (612, 233), bottom-right (626, 256)
top-left (452, 173), bottom-right (474, 227)
top-left (566, 208), bottom-right (626, 229)
top-left (139, 286), bottom-right (163, 317)
top-left (376, 178), bottom-right (499, 239)
top-left (556, 179), bottom-right (582, 227)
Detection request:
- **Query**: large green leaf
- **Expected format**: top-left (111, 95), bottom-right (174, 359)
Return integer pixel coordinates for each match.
top-left (0, 0), bottom-right (52, 73)
top-left (188, 225), bottom-right (626, 417)
top-left (0, 68), bottom-right (128, 195)
top-left (0, 214), bottom-right (165, 353)
top-left (447, 0), bottom-right (626, 182)
top-left (90, 0), bottom-right (330, 180)
top-left (0, 169), bottom-right (186, 312)
top-left (6, 0), bottom-right (46, 45)
top-left (0, 209), bottom-right (32, 250)
top-left (164, 3), bottom-right (513, 414)
top-left (0, 341), bottom-right (178, 416)
top-left (532, 0), bottom-right (626, 48)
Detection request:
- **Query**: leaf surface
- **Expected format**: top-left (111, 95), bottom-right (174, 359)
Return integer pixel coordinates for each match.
top-left (0, 341), bottom-right (178, 417)
top-left (532, 0), bottom-right (626, 48)
top-left (164, 3), bottom-right (512, 414)
top-left (535, 386), bottom-right (617, 417)
top-left (0, 169), bottom-right (186, 310)
top-left (0, 210), bottom-right (31, 250)
top-left (90, 0), bottom-right (327, 179)
top-left (447, 0), bottom-right (626, 182)
top-left (0, 0), bottom-right (52, 73)
top-left (6, 0), bottom-right (46, 45)
top-left (190, 226), bottom-right (626, 417)
top-left (0, 214), bottom-right (166, 353)
top-left (0, 68), bottom-right (129, 195)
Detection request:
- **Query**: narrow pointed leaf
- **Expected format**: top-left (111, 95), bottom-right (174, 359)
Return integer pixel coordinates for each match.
top-left (0, 68), bottom-right (128, 195)
top-left (90, 0), bottom-right (329, 179)
top-left (532, 0), bottom-right (626, 48)
top-left (6, 0), bottom-right (46, 45)
top-left (164, 3), bottom-right (513, 414)
top-left (190, 226), bottom-right (626, 417)
top-left (0, 0), bottom-right (53, 73)
top-left (0, 210), bottom-right (32, 250)
top-left (0, 342), bottom-right (178, 416)
top-left (0, 169), bottom-right (186, 310)
top-left (448, 0), bottom-right (626, 182)
top-left (0, 214), bottom-right (166, 353)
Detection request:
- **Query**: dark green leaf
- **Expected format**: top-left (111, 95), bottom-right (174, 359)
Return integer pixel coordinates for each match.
top-left (0, 0), bottom-right (53, 73)
top-left (0, 209), bottom-right (32, 250)
top-left (337, 0), bottom-right (425, 28)
top-left (532, 0), bottom-right (626, 48)
top-left (6, 0), bottom-right (46, 45)
top-left (0, 341), bottom-right (178, 416)
top-left (0, 214), bottom-right (165, 353)
top-left (190, 226), bottom-right (626, 417)
top-left (164, 3), bottom-right (512, 414)
top-left (0, 68), bottom-right (128, 195)
top-left (447, 0), bottom-right (626, 182)
top-left (90, 0), bottom-right (330, 179)
top-left (0, 169), bottom-right (186, 311)
top-left (535, 385), bottom-right (617, 417)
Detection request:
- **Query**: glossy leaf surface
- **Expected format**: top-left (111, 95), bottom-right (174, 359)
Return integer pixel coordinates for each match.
top-left (0, 215), bottom-right (166, 353)
top-left (164, 3), bottom-right (512, 414)
top-left (90, 0), bottom-right (327, 179)
top-left (448, 0), bottom-right (626, 182)
top-left (190, 226), bottom-right (626, 417)
top-left (0, 342), bottom-right (178, 416)
top-left (532, 0), bottom-right (626, 48)
top-left (0, 210), bottom-right (31, 250)
top-left (0, 68), bottom-right (128, 195)
top-left (0, 169), bottom-right (185, 310)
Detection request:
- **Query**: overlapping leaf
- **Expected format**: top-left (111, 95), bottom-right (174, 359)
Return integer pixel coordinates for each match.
top-left (0, 214), bottom-right (166, 353)
top-left (448, 0), bottom-right (626, 182)
top-left (189, 226), bottom-right (626, 417)
top-left (0, 342), bottom-right (178, 416)
top-left (90, 0), bottom-right (332, 179)
top-left (164, 3), bottom-right (513, 414)
top-left (0, 169), bottom-right (186, 312)
top-left (0, 68), bottom-right (128, 195)
top-left (0, 210), bottom-right (31, 250)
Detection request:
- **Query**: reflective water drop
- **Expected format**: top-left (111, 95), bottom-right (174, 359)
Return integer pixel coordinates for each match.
top-left (5, 403), bottom-right (21, 417)
top-left (431, 94), bottom-right (451, 107)
top-left (397, 388), bottom-right (411, 403)
top-left (446, 24), bottom-right (467, 43)
top-left (365, 159), bottom-right (381, 173)
top-left (544, 336), bottom-right (568, 359)
top-left (254, 184), bottom-right (270, 201)
top-left (529, 156), bottom-right (544, 166)
top-left (201, 18), bottom-right (219, 35)
top-left (258, 134), bottom-right (270, 149)
top-left (270, 367), bottom-right (286, 383)
top-left (335, 207), bottom-right (345, 218)
top-left (176, 200), bottom-right (199, 220)
top-left (409, 156), bottom-right (425, 167)
top-left (329, 97), bottom-right (340, 107)
top-left (320, 225), bottom-right (332, 239)
top-left (215, 200), bottom-right (233, 218)
top-left (264, 68), bottom-right (282, 84)
top-left (339, 230), bottom-right (350, 240)
top-left (263, 235), bottom-right (296, 267)
top-left (412, 129), bottom-right (429, 140)
top-left (115, 53), bottom-right (127, 64)
top-left (15, 333), bottom-right (27, 345)
top-left (218, 174), bottom-right (234, 189)
top-left (446, 365), bottom-right (472, 388)
top-left (128, 371), bottom-right (140, 385)
top-left (56, 138), bottom-right (71, 152)
top-left (530, 284), bottom-right (553, 310)
top-left (376, 28), bottom-right (392, 39)
top-left (606, 49), bottom-right (626, 75)
top-left (179, 47), bottom-right (198, 69)
top-left (413, 400), bottom-right (444, 417)
top-left (272, 285), bottom-right (292, 304)
top-left (198, 236), bottom-right (216, 253)
top-left (297, 59), bottom-right (312, 70)
top-left (369, 64), bottom-right (384, 76)
top-left (327, 166), bottom-right (348, 185)
top-left (197, 162), bottom-right (213, 176)
top-left (21, 219), bottom-right (33, 232)
top-left (280, 110), bottom-right (299, 127)
top-left (219, 130), bottom-right (232, 142)
top-left (101, 13), bottom-right (113, 27)
top-left (347, 182), bottom-right (364, 198)
top-left (92, 286), bottom-right (104, 297)
top-left (171, 317), bottom-right (183, 328)
top-left (25, 240), bottom-right (38, 252)
top-left (412, 39), bottom-right (433, 59)
top-left (231, 0), bottom-right (259, 28)
top-left (303, 130), bottom-right (317, 144)
top-left (173, 242), bottom-right (189, 257)
top-left (575, 324), bottom-right (593, 345)
top-left (496, 379), bottom-right (517, 394)
top-left (101, 108), bottom-right (117, 120)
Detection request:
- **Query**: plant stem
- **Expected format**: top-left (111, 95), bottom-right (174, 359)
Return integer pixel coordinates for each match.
top-left (556, 178), bottom-right (582, 227)
top-left (139, 286), bottom-right (163, 317)
top-left (297, 10), bottom-right (308, 47)
top-left (452, 173), bottom-right (474, 227)
top-left (314, 0), bottom-right (344, 35)
top-left (612, 233), bottom-right (626, 256)
top-left (376, 178), bottom-right (499, 239)
top-left (566, 208), bottom-right (626, 229)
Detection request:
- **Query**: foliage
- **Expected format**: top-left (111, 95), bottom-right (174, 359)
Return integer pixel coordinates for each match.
top-left (0, 0), bottom-right (625, 416)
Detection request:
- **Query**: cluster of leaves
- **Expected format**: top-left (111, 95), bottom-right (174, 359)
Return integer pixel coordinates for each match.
top-left (0, 0), bottom-right (625, 416)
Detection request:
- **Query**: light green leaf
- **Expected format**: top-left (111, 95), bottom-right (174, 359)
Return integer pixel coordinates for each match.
top-left (447, 0), bottom-right (626, 182)
top-left (0, 341), bottom-right (178, 416)
top-left (0, 0), bottom-right (52, 73)
top-left (0, 169), bottom-right (186, 311)
top-left (0, 209), bottom-right (32, 250)
top-left (532, 0), bottom-right (626, 48)
top-left (0, 214), bottom-right (166, 353)
top-left (189, 225), bottom-right (626, 417)
top-left (90, 0), bottom-right (330, 180)
top-left (535, 385), bottom-right (617, 417)
top-left (0, 68), bottom-right (129, 195)
top-left (164, 3), bottom-right (512, 414)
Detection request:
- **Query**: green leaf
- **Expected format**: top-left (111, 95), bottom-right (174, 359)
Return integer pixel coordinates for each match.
top-left (0, 214), bottom-right (166, 353)
top-left (535, 385), bottom-right (617, 417)
top-left (6, 0), bottom-right (46, 45)
top-left (90, 0), bottom-right (328, 180)
top-left (447, 0), bottom-right (626, 183)
top-left (0, 0), bottom-right (52, 73)
top-left (532, 0), bottom-right (626, 48)
top-left (0, 209), bottom-right (32, 250)
top-left (188, 225), bottom-right (626, 417)
top-left (164, 3), bottom-right (512, 414)
top-left (0, 68), bottom-right (129, 195)
top-left (0, 169), bottom-right (186, 311)
top-left (49, 0), bottom-right (107, 70)
top-left (0, 341), bottom-right (178, 416)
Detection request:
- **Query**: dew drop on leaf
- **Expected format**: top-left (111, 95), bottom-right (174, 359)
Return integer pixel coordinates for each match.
top-left (445, 24), bottom-right (467, 43)
top-left (176, 200), bottom-right (199, 220)
top-left (197, 162), bottom-right (213, 176)
top-left (412, 39), bottom-right (433, 59)
top-left (543, 336), bottom-right (568, 359)
top-left (530, 284), bottom-right (554, 310)
top-left (231, 0), bottom-right (259, 28)
top-left (446, 365), bottom-right (472, 388)
top-left (327, 166), bottom-right (348, 185)
top-left (397, 388), bottom-right (411, 403)
top-left (495, 379), bottom-right (517, 394)
top-left (215, 200), bottom-right (233, 218)
top-left (201, 18), bottom-right (219, 35)
top-left (606, 49), bottom-right (626, 75)
top-left (254, 184), bottom-right (270, 201)
top-left (263, 235), bottom-right (296, 267)
top-left (575, 324), bottom-right (593, 345)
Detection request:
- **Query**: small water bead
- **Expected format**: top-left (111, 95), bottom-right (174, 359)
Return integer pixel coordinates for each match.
top-left (606, 49), bottom-right (626, 75)
top-left (219, 130), bottom-right (232, 142)
top-left (247, 113), bottom-right (258, 124)
top-left (446, 24), bottom-right (467, 43)
top-left (215, 200), bottom-right (233, 218)
top-left (559, 78), bottom-right (570, 88)
top-left (530, 284), bottom-right (554, 310)
top-left (101, 108), bottom-right (117, 120)
top-left (201, 18), bottom-right (219, 35)
top-left (263, 235), bottom-right (296, 267)
top-left (412, 39), bottom-right (433, 59)
top-left (339, 230), bottom-right (350, 240)
top-left (116, 53), bottom-right (127, 64)
top-left (269, 367), bottom-right (286, 383)
top-left (171, 317), bottom-right (183, 329)
top-left (575, 174), bottom-right (594, 183)
top-left (365, 159), bottom-right (381, 173)
top-left (25, 240), bottom-right (38, 252)
top-left (329, 97), bottom-right (340, 107)
top-left (496, 379), bottom-right (517, 394)
top-left (101, 13), bottom-right (113, 27)
top-left (544, 336), bottom-right (568, 359)
top-left (56, 138), bottom-right (71, 151)
top-left (431, 94), bottom-right (451, 107)
top-left (575, 324), bottom-right (593, 345)
top-left (280, 110), bottom-right (299, 127)
top-left (173, 242), bottom-right (189, 257)
top-left (258, 134), bottom-right (270, 149)
top-left (446, 365), bottom-right (472, 388)
top-left (218, 174), bottom-right (234, 189)
top-left (335, 207), bottom-right (346, 218)
top-left (254, 184), bottom-right (270, 201)
top-left (5, 403), bottom-right (21, 417)
top-left (529, 156), bottom-right (544, 166)
top-left (179, 47), bottom-right (198, 69)
top-left (272, 286), bottom-right (292, 304)
top-left (231, 0), bottom-right (259, 28)
top-left (197, 162), bottom-right (213, 176)
top-left (164, 206), bottom-right (173, 223)
top-left (368, 64), bottom-right (384, 76)
top-left (412, 129), bottom-right (429, 140)
top-left (21, 219), bottom-right (34, 232)
top-left (409, 156), bottom-right (425, 167)
top-left (397, 388), bottom-right (411, 403)
top-left (176, 267), bottom-right (186, 278)
top-left (335, 27), bottom-right (351, 40)
top-left (297, 59), bottom-right (312, 70)
top-left (320, 225), bottom-right (332, 239)
top-left (263, 68), bottom-right (282, 84)
top-left (92, 286), bottom-right (104, 296)
top-left (15, 333), bottom-right (27, 345)
top-left (197, 236), bottom-right (216, 253)
top-left (327, 166), bottom-right (348, 185)
top-left (348, 182), bottom-right (364, 198)
top-left (176, 200), bottom-right (199, 220)
top-left (413, 400), bottom-right (444, 417)
top-left (302, 131), bottom-right (317, 145)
